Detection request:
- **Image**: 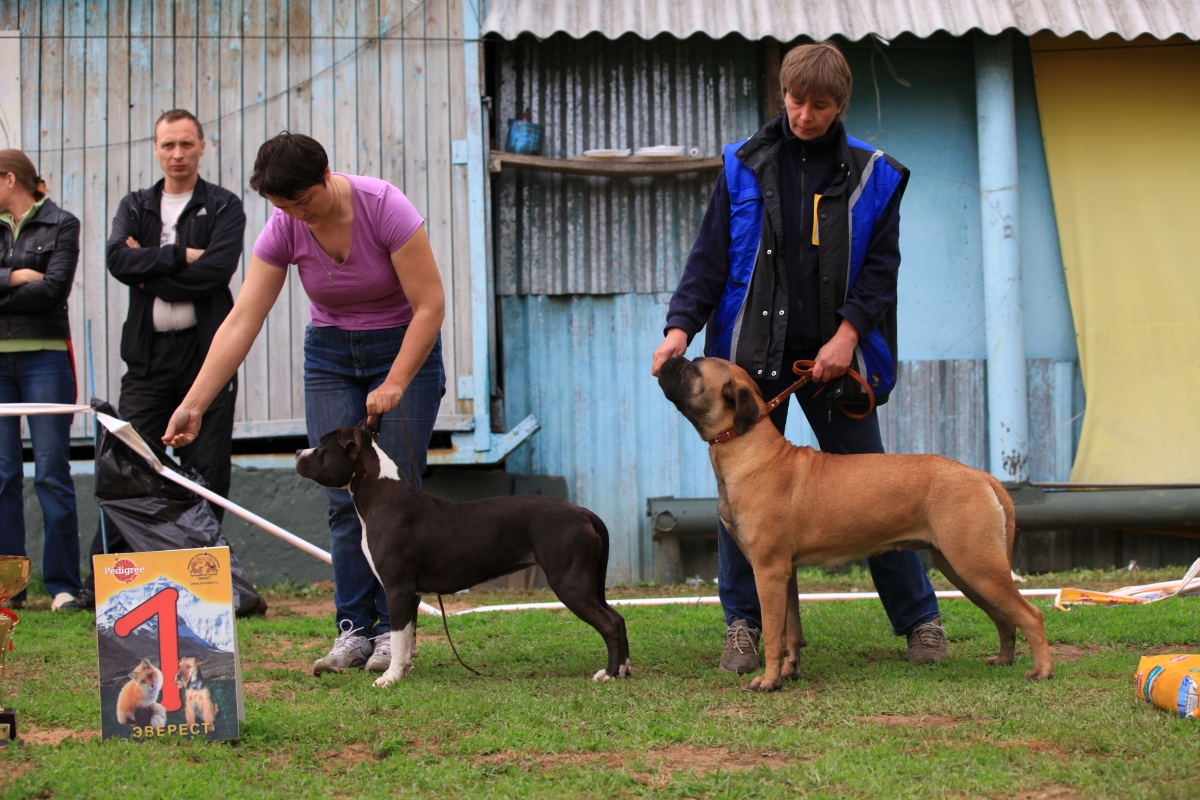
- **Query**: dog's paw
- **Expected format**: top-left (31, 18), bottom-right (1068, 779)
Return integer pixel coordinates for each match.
top-left (986, 655), bottom-right (1014, 667)
top-left (746, 675), bottom-right (782, 693)
top-left (592, 668), bottom-right (612, 682)
top-left (374, 669), bottom-right (407, 688)
top-left (618, 659), bottom-right (633, 678)
top-left (1023, 667), bottom-right (1053, 681)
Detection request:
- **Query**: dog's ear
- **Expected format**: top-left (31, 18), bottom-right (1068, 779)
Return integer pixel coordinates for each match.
top-left (732, 383), bottom-right (759, 434)
top-left (337, 427), bottom-right (363, 458)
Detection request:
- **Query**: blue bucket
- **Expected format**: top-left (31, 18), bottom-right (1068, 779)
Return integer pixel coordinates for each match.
top-left (506, 119), bottom-right (544, 155)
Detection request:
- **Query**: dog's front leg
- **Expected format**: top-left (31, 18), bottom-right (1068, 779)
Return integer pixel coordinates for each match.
top-left (747, 563), bottom-right (792, 693)
top-left (780, 571), bottom-right (805, 681)
top-left (375, 591), bottom-right (417, 688)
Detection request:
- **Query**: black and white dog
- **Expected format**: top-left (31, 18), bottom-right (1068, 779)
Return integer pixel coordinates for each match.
top-left (295, 421), bottom-right (631, 687)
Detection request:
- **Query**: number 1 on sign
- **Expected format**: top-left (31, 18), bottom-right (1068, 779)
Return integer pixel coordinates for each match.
top-left (113, 588), bottom-right (182, 712)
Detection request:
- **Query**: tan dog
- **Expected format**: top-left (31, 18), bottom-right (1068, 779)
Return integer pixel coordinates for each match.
top-left (175, 657), bottom-right (219, 726)
top-left (657, 355), bottom-right (1052, 691)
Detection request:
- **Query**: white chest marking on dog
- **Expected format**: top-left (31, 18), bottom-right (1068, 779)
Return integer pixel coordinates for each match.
top-left (358, 512), bottom-right (385, 587)
top-left (372, 441), bottom-right (403, 481)
top-left (374, 621), bottom-right (415, 687)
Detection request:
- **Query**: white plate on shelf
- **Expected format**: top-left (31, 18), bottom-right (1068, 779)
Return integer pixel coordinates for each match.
top-left (634, 145), bottom-right (686, 158)
top-left (582, 148), bottom-right (632, 158)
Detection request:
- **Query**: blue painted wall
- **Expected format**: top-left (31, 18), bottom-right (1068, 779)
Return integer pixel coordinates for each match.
top-left (838, 35), bottom-right (1074, 362)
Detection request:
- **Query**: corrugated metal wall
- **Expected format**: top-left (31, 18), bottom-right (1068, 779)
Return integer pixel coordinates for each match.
top-left (493, 33), bottom-right (761, 295)
top-left (6, 0), bottom-right (478, 439)
top-left (494, 33), bottom-right (1090, 583)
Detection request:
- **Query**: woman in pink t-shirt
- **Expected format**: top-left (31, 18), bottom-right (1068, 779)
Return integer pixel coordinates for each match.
top-left (163, 133), bottom-right (445, 675)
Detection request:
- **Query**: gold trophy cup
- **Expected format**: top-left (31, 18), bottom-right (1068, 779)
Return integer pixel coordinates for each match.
top-left (0, 555), bottom-right (30, 745)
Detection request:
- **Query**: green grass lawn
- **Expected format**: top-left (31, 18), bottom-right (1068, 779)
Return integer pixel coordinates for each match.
top-left (2, 569), bottom-right (1198, 799)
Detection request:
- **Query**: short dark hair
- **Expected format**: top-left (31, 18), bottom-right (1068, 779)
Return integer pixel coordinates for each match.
top-left (154, 109), bottom-right (204, 142)
top-left (249, 132), bottom-right (330, 200)
top-left (779, 41), bottom-right (853, 120)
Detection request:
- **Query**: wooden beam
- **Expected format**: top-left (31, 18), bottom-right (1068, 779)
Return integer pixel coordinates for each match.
top-left (764, 37), bottom-right (782, 119)
top-left (488, 151), bottom-right (723, 178)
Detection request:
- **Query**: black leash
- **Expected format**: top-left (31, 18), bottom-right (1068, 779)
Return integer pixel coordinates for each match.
top-left (437, 594), bottom-right (488, 677)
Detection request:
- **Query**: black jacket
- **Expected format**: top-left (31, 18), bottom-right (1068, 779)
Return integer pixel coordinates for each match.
top-left (666, 114), bottom-right (907, 388)
top-left (107, 177), bottom-right (246, 375)
top-left (0, 199), bottom-right (81, 340)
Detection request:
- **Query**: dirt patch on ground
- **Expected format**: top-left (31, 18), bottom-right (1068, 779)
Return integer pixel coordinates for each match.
top-left (1050, 644), bottom-right (1106, 661)
top-left (1004, 784), bottom-right (1085, 800)
top-left (265, 597), bottom-right (336, 619)
top-left (245, 660), bottom-right (313, 674)
top-left (860, 715), bottom-right (989, 729)
top-left (473, 745), bottom-right (790, 781)
top-left (1049, 643), bottom-right (1193, 662)
top-left (993, 740), bottom-right (1072, 757)
top-left (0, 760), bottom-right (36, 785)
top-left (322, 742), bottom-right (375, 768)
top-left (19, 726), bottom-right (100, 746)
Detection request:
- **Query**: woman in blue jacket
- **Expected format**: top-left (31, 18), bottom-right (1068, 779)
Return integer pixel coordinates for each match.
top-left (651, 43), bottom-right (945, 673)
top-left (0, 149), bottom-right (83, 610)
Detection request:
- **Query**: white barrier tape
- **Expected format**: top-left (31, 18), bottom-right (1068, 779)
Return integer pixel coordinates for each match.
top-left (0, 403), bottom-right (92, 416)
top-left (424, 588), bottom-right (1063, 617)
top-left (95, 412), bottom-right (335, 566)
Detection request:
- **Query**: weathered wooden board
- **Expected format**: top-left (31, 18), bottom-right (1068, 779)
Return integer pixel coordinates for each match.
top-left (16, 0), bottom-right (475, 440)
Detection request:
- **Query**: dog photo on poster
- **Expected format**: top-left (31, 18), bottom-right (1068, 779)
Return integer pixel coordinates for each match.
top-left (93, 547), bottom-right (244, 742)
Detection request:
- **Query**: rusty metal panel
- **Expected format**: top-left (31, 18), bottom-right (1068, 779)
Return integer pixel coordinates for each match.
top-left (493, 33), bottom-right (763, 296)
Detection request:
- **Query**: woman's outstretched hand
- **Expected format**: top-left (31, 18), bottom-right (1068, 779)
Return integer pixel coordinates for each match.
top-left (162, 406), bottom-right (204, 447)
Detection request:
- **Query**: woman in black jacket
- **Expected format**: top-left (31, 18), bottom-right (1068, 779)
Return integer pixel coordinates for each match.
top-left (0, 149), bottom-right (83, 610)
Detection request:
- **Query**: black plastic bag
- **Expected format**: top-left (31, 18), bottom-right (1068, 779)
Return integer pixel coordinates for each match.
top-left (88, 398), bottom-right (266, 616)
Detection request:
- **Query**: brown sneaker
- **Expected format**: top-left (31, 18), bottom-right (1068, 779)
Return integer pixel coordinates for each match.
top-left (906, 617), bottom-right (948, 664)
top-left (720, 619), bottom-right (761, 674)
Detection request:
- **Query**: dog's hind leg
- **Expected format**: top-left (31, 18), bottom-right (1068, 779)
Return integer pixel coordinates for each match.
top-left (936, 546), bottom-right (1053, 681)
top-left (929, 549), bottom-right (1016, 666)
top-left (587, 511), bottom-right (632, 677)
top-left (780, 571), bottom-right (805, 681)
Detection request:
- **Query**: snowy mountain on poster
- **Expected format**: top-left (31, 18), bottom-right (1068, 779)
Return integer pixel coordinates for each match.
top-left (96, 577), bottom-right (235, 652)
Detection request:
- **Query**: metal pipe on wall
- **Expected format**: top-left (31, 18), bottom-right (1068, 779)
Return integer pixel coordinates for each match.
top-left (975, 31), bottom-right (1030, 482)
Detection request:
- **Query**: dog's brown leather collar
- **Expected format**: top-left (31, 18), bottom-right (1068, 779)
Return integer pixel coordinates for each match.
top-left (708, 360), bottom-right (876, 445)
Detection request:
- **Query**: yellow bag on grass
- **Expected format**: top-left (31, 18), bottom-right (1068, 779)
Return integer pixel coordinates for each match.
top-left (1134, 655), bottom-right (1200, 719)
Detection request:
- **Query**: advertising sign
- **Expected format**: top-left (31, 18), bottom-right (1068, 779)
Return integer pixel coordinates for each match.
top-left (93, 548), bottom-right (244, 741)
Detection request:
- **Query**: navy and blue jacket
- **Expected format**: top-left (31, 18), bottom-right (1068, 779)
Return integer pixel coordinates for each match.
top-left (666, 114), bottom-right (909, 400)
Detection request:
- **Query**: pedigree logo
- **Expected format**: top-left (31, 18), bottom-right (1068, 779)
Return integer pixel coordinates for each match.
top-left (104, 558), bottom-right (145, 584)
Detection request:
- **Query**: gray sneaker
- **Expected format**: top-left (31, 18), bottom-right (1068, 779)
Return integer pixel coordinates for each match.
top-left (313, 620), bottom-right (373, 675)
top-left (720, 619), bottom-right (761, 674)
top-left (365, 633), bottom-right (392, 673)
top-left (906, 617), bottom-right (949, 664)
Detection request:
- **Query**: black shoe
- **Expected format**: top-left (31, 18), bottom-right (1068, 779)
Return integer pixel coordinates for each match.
top-left (57, 588), bottom-right (95, 611)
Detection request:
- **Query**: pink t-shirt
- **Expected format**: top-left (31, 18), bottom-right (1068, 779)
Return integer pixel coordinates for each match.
top-left (253, 174), bottom-right (424, 329)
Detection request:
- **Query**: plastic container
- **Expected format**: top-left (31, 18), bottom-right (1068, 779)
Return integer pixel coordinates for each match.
top-left (506, 120), bottom-right (544, 155)
top-left (1134, 654), bottom-right (1200, 719)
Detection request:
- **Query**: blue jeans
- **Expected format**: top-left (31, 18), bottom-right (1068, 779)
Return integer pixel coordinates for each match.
top-left (0, 350), bottom-right (81, 600)
top-left (304, 325), bottom-right (445, 638)
top-left (717, 374), bottom-right (940, 637)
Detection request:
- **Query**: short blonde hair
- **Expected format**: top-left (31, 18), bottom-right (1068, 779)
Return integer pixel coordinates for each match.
top-left (779, 41), bottom-right (852, 119)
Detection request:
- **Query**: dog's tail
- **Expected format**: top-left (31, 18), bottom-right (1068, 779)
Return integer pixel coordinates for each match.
top-left (984, 473), bottom-right (1017, 564)
top-left (585, 509), bottom-right (613, 608)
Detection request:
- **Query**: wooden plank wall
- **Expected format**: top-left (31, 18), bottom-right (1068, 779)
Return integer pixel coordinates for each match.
top-left (8, 0), bottom-right (475, 440)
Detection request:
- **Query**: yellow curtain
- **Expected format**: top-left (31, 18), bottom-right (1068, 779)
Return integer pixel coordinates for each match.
top-left (1031, 34), bottom-right (1200, 483)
